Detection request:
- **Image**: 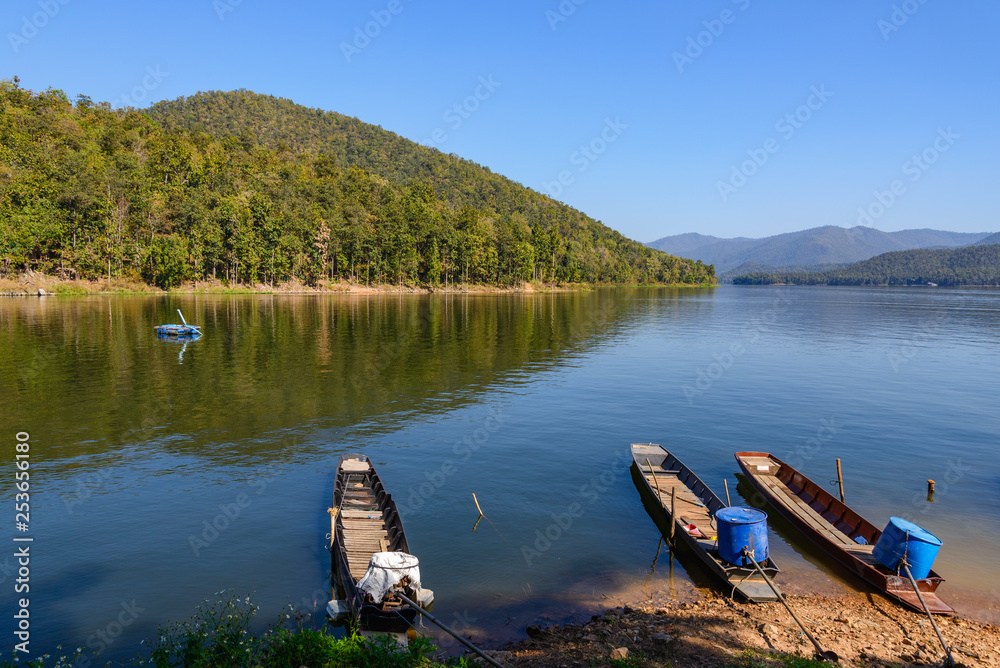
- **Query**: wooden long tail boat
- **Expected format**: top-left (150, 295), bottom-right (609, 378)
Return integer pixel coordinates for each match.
top-left (734, 451), bottom-right (954, 615)
top-left (630, 443), bottom-right (781, 602)
top-left (328, 454), bottom-right (433, 632)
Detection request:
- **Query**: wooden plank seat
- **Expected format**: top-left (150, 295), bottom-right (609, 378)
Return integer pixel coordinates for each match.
top-left (760, 475), bottom-right (856, 546)
top-left (642, 472), bottom-right (718, 539)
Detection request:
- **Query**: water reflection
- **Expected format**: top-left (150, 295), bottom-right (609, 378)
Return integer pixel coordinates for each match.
top-left (1, 286), bottom-right (997, 662)
top-left (0, 290), bottom-right (663, 467)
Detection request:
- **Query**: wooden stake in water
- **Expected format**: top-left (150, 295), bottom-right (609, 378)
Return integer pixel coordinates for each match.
top-left (836, 458), bottom-right (846, 504)
top-left (724, 478), bottom-right (732, 507)
top-left (927, 479), bottom-right (936, 502)
top-left (472, 492), bottom-right (485, 518)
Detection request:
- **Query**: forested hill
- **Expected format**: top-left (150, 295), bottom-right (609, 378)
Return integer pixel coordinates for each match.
top-left (146, 90), bottom-right (525, 214)
top-left (732, 245), bottom-right (1000, 286)
top-left (973, 231), bottom-right (1000, 246)
top-left (143, 89), bottom-right (712, 284)
top-left (0, 83), bottom-right (714, 288)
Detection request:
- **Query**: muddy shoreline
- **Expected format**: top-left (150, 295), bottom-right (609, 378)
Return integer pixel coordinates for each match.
top-left (487, 593), bottom-right (999, 667)
top-left (1, 272), bottom-right (714, 296)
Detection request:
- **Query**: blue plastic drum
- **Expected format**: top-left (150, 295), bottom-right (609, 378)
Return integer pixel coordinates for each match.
top-left (872, 516), bottom-right (942, 580)
top-left (716, 507), bottom-right (769, 567)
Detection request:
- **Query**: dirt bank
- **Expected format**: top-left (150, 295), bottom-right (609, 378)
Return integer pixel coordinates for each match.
top-left (489, 594), bottom-right (998, 667)
top-left (0, 272), bottom-right (588, 296)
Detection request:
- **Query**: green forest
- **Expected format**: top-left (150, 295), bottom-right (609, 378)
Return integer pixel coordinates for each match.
top-left (0, 81), bottom-right (715, 289)
top-left (732, 244), bottom-right (1000, 286)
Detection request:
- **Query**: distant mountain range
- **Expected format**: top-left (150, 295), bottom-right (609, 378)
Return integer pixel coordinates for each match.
top-left (647, 226), bottom-right (993, 278)
top-left (733, 244), bottom-right (1000, 287)
top-left (973, 231), bottom-right (1000, 246)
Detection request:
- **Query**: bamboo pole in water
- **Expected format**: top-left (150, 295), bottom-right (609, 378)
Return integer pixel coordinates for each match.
top-left (902, 561), bottom-right (954, 666)
top-left (670, 487), bottom-right (676, 543)
top-left (645, 458), bottom-right (662, 499)
top-left (742, 548), bottom-right (837, 662)
top-left (396, 593), bottom-right (506, 668)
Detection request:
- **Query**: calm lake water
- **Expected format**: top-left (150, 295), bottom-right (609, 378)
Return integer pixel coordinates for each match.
top-left (1, 286), bottom-right (998, 661)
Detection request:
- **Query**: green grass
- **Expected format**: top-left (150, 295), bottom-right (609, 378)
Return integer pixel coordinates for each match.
top-left (729, 648), bottom-right (841, 668)
top-left (1, 593), bottom-right (476, 668)
top-left (607, 650), bottom-right (648, 668)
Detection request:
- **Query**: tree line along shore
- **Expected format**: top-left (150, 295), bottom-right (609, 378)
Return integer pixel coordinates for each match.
top-left (0, 82), bottom-right (715, 292)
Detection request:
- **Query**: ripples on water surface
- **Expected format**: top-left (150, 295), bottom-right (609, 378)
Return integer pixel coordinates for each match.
top-left (0, 286), bottom-right (998, 658)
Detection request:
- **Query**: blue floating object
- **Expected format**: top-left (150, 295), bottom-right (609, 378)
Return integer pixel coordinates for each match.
top-left (715, 506), bottom-right (769, 567)
top-left (873, 516), bottom-right (942, 580)
top-left (156, 309), bottom-right (201, 338)
top-left (155, 324), bottom-right (201, 337)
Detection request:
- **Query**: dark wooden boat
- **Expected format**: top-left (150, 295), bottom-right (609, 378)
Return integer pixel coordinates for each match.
top-left (735, 451), bottom-right (954, 615)
top-left (630, 443), bottom-right (781, 602)
top-left (328, 454), bottom-right (432, 632)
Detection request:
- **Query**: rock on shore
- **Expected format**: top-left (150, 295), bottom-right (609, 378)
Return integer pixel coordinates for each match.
top-left (498, 594), bottom-right (998, 667)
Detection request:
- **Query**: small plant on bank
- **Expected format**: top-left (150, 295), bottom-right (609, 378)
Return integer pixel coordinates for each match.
top-left (143, 591), bottom-right (457, 667)
top-left (731, 648), bottom-right (842, 668)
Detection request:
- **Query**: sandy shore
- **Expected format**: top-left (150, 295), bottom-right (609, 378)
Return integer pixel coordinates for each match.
top-left (0, 272), bottom-right (588, 296)
top-left (485, 593), bottom-right (998, 668)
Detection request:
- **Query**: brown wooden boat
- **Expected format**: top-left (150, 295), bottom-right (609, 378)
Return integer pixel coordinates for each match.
top-left (328, 454), bottom-right (432, 631)
top-left (631, 443), bottom-right (781, 602)
top-left (735, 451), bottom-right (954, 615)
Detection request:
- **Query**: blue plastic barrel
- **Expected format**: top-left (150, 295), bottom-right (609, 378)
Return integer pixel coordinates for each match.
top-left (872, 516), bottom-right (942, 580)
top-left (715, 507), bottom-right (769, 567)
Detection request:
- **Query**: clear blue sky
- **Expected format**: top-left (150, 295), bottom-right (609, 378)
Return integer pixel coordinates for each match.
top-left (4, 0), bottom-right (998, 242)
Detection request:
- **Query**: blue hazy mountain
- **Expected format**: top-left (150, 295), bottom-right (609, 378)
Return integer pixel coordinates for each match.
top-left (647, 226), bottom-right (991, 274)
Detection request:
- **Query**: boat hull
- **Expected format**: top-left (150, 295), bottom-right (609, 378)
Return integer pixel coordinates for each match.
top-left (330, 454), bottom-right (422, 632)
top-left (630, 443), bottom-right (781, 603)
top-left (734, 451), bottom-right (954, 615)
